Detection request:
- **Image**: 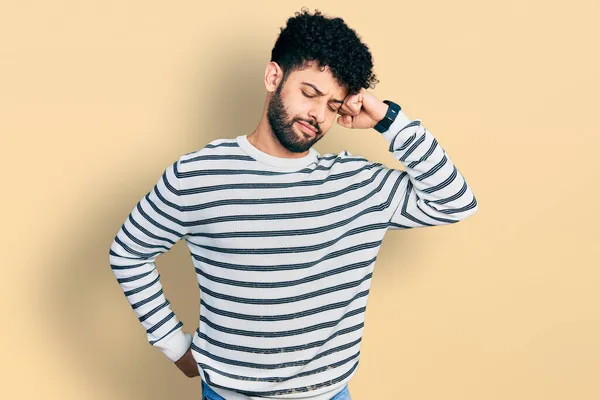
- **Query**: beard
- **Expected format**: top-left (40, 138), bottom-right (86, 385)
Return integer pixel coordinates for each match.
top-left (266, 82), bottom-right (322, 153)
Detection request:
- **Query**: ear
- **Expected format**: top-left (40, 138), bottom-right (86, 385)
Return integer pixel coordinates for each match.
top-left (264, 62), bottom-right (284, 93)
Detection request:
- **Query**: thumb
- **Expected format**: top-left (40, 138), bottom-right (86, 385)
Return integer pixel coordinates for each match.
top-left (337, 114), bottom-right (352, 128)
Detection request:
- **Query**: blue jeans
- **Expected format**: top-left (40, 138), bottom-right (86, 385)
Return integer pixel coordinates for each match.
top-left (201, 380), bottom-right (351, 400)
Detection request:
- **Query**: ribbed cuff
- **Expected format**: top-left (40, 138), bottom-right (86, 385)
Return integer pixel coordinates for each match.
top-left (379, 110), bottom-right (413, 144)
top-left (156, 330), bottom-right (192, 362)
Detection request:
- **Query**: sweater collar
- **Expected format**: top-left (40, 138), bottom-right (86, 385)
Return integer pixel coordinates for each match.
top-left (237, 135), bottom-right (319, 170)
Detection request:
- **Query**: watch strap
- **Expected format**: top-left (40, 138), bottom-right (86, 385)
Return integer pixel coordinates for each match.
top-left (373, 100), bottom-right (401, 133)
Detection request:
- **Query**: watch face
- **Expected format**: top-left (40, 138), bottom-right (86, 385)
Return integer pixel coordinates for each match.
top-left (374, 101), bottom-right (400, 132)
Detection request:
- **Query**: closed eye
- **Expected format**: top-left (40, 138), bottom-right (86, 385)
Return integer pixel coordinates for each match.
top-left (302, 91), bottom-right (340, 112)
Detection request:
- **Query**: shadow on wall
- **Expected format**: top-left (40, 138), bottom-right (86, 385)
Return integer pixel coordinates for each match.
top-left (40, 35), bottom-right (268, 399)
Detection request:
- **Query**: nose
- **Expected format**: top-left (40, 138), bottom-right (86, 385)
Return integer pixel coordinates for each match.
top-left (307, 104), bottom-right (326, 128)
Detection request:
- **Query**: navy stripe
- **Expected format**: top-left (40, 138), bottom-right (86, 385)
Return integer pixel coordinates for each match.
top-left (179, 167), bottom-right (386, 211)
top-left (198, 306), bottom-right (366, 338)
top-left (194, 257), bottom-right (376, 288)
top-left (200, 290), bottom-right (369, 322)
top-left (192, 224), bottom-right (386, 255)
top-left (200, 358), bottom-right (359, 396)
top-left (191, 241), bottom-right (382, 272)
top-left (199, 275), bottom-right (372, 306)
top-left (149, 320), bottom-right (183, 345)
top-left (194, 338), bottom-right (362, 370)
top-left (139, 300), bottom-right (171, 322)
top-left (194, 322), bottom-right (363, 354)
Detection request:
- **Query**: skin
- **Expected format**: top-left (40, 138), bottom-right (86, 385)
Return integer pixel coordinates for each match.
top-left (246, 60), bottom-right (390, 157)
top-left (174, 60), bottom-right (390, 378)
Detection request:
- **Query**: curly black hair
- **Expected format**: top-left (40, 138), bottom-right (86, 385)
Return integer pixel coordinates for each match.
top-left (270, 7), bottom-right (379, 96)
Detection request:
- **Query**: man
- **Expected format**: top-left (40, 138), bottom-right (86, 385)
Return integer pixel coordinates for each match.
top-left (109, 8), bottom-right (478, 400)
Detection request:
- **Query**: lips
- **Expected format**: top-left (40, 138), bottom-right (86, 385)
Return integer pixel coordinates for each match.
top-left (297, 121), bottom-right (317, 134)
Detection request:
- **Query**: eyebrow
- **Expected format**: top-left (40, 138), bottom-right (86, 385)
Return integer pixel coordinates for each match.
top-left (301, 82), bottom-right (344, 104)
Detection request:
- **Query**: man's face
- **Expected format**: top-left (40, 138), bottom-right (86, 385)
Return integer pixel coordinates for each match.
top-left (267, 63), bottom-right (348, 153)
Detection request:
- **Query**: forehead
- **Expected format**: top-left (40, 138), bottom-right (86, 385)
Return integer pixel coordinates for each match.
top-left (287, 63), bottom-right (346, 96)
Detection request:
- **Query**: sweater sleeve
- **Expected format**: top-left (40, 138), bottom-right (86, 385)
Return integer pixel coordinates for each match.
top-left (376, 106), bottom-right (478, 229)
top-left (108, 158), bottom-right (192, 362)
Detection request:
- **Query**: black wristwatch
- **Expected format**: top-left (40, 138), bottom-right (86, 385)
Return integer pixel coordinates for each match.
top-left (373, 100), bottom-right (401, 133)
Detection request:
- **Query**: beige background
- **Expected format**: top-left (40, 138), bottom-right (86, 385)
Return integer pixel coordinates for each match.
top-left (1, 1), bottom-right (599, 399)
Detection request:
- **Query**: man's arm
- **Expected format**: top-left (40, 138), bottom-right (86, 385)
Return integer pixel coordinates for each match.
top-left (108, 158), bottom-right (192, 362)
top-left (376, 104), bottom-right (478, 229)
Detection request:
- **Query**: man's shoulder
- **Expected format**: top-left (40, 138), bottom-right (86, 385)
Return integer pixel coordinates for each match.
top-left (326, 149), bottom-right (393, 179)
top-left (177, 136), bottom-right (239, 168)
top-left (329, 149), bottom-right (374, 167)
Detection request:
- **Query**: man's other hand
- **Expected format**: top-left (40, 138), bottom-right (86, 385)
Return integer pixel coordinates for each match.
top-left (175, 346), bottom-right (200, 378)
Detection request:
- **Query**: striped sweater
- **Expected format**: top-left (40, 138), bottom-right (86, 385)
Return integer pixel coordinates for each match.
top-left (109, 106), bottom-right (478, 399)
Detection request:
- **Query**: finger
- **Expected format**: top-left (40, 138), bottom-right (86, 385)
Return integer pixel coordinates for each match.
top-left (347, 97), bottom-right (363, 114)
top-left (339, 103), bottom-right (359, 116)
top-left (341, 93), bottom-right (361, 115)
top-left (337, 114), bottom-right (352, 128)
